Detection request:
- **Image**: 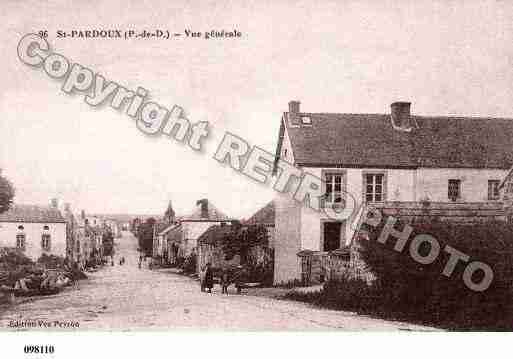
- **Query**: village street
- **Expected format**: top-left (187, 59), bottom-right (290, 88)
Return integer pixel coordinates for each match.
top-left (0, 232), bottom-right (433, 331)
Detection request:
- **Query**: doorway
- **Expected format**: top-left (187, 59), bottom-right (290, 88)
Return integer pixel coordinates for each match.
top-left (323, 222), bottom-right (343, 252)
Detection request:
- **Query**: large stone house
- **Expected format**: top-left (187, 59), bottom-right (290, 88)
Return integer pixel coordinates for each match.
top-left (273, 100), bottom-right (513, 284)
top-left (0, 203), bottom-right (67, 261)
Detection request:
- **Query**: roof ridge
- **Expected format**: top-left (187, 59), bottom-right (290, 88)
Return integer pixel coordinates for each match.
top-left (286, 112), bottom-right (513, 121)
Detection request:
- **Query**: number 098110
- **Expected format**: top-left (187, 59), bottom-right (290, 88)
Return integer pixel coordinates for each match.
top-left (24, 345), bottom-right (54, 354)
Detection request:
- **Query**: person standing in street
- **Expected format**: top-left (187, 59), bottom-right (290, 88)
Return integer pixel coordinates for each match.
top-left (199, 265), bottom-right (206, 292)
top-left (233, 265), bottom-right (246, 294)
top-left (204, 262), bottom-right (214, 293)
top-left (220, 267), bottom-right (230, 294)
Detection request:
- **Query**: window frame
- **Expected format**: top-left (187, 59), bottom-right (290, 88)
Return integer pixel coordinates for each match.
top-left (448, 179), bottom-right (461, 202)
top-left (16, 233), bottom-right (26, 251)
top-left (321, 169), bottom-right (347, 208)
top-left (41, 229), bottom-right (51, 251)
top-left (362, 171), bottom-right (387, 203)
top-left (488, 179), bottom-right (501, 201)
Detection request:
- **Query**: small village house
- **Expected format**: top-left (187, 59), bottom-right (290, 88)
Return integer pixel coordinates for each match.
top-left (197, 201), bottom-right (275, 282)
top-left (181, 199), bottom-right (232, 257)
top-left (156, 222), bottom-right (182, 265)
top-left (69, 210), bottom-right (112, 269)
top-left (0, 201), bottom-right (67, 261)
top-left (155, 199), bottom-right (233, 270)
top-left (62, 202), bottom-right (77, 261)
top-left (243, 201), bottom-right (275, 248)
top-left (273, 100), bottom-right (513, 284)
top-left (197, 223), bottom-right (239, 270)
top-left (153, 221), bottom-right (170, 263)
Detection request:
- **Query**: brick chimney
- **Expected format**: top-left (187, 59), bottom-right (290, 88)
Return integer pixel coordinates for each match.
top-left (390, 102), bottom-right (414, 131)
top-left (50, 198), bottom-right (59, 209)
top-left (289, 100), bottom-right (300, 115)
top-left (196, 199), bottom-right (209, 219)
top-left (288, 100), bottom-right (312, 127)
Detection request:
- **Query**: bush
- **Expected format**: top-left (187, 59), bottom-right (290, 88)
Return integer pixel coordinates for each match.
top-left (275, 278), bottom-right (307, 289)
top-left (37, 254), bottom-right (66, 269)
top-left (358, 217), bottom-right (513, 329)
top-left (284, 275), bottom-right (379, 313)
top-left (0, 248), bottom-right (34, 269)
top-left (284, 218), bottom-right (513, 330)
top-left (0, 249), bottom-right (37, 286)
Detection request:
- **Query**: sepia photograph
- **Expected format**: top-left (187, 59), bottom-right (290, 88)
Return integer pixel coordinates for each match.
top-left (1, 0), bottom-right (513, 357)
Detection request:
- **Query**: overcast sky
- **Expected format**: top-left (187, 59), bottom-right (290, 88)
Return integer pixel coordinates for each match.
top-left (1, 0), bottom-right (513, 218)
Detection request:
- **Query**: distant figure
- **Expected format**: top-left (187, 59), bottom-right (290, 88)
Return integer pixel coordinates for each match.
top-left (220, 268), bottom-right (230, 294)
top-left (138, 254), bottom-right (143, 269)
top-left (204, 263), bottom-right (214, 293)
top-left (233, 265), bottom-right (246, 294)
top-left (199, 265), bottom-right (207, 292)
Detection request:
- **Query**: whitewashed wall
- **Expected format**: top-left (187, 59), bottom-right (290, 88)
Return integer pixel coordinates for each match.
top-left (0, 222), bottom-right (67, 260)
top-left (298, 167), bottom-right (417, 251)
top-left (416, 168), bottom-right (507, 202)
top-left (274, 192), bottom-right (302, 284)
top-left (273, 165), bottom-right (507, 283)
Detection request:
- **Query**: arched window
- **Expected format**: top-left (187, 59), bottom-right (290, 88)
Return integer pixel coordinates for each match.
top-left (41, 225), bottom-right (51, 251)
top-left (16, 225), bottom-right (26, 251)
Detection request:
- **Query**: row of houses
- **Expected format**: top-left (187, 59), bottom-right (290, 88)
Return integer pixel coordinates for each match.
top-left (0, 199), bottom-right (119, 268)
top-left (149, 100), bottom-right (513, 286)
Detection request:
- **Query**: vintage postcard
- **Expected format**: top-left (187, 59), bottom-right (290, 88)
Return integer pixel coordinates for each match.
top-left (1, 0), bottom-right (513, 356)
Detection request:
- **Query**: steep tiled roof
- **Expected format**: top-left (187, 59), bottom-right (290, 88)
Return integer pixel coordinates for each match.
top-left (157, 223), bottom-right (180, 236)
top-left (0, 204), bottom-right (65, 223)
top-left (280, 112), bottom-right (513, 169)
top-left (244, 201), bottom-right (275, 226)
top-left (197, 224), bottom-right (233, 245)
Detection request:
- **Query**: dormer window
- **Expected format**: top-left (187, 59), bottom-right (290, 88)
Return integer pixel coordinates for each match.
top-left (301, 116), bottom-right (312, 125)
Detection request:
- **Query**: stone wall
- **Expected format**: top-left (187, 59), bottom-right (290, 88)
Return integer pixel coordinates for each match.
top-left (372, 201), bottom-right (506, 224)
